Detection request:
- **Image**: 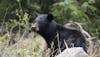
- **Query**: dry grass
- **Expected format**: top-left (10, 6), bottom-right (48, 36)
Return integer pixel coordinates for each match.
top-left (87, 41), bottom-right (100, 57)
top-left (0, 25), bottom-right (100, 57)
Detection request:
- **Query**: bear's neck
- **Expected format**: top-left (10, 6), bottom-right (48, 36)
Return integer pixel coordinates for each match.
top-left (38, 29), bottom-right (57, 48)
top-left (38, 24), bottom-right (58, 48)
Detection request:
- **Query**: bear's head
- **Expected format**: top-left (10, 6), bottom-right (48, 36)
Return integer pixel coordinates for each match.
top-left (31, 14), bottom-right (54, 32)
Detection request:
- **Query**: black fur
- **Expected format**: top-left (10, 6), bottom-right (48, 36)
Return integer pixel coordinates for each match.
top-left (31, 14), bottom-right (87, 56)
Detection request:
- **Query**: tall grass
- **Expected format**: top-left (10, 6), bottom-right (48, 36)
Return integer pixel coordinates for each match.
top-left (0, 21), bottom-right (100, 57)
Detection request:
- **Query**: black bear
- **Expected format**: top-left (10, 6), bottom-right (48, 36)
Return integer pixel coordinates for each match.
top-left (31, 14), bottom-right (87, 57)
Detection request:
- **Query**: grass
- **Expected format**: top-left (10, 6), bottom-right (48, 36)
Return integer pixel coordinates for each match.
top-left (0, 23), bottom-right (100, 57)
top-left (0, 31), bottom-right (48, 57)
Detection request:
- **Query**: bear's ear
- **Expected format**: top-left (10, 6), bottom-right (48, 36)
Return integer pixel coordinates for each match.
top-left (47, 14), bottom-right (54, 22)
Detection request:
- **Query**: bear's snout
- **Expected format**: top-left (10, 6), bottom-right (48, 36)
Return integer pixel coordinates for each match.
top-left (31, 23), bottom-right (39, 31)
top-left (31, 26), bottom-right (39, 31)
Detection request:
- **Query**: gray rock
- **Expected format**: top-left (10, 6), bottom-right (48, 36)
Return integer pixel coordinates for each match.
top-left (55, 47), bottom-right (89, 57)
